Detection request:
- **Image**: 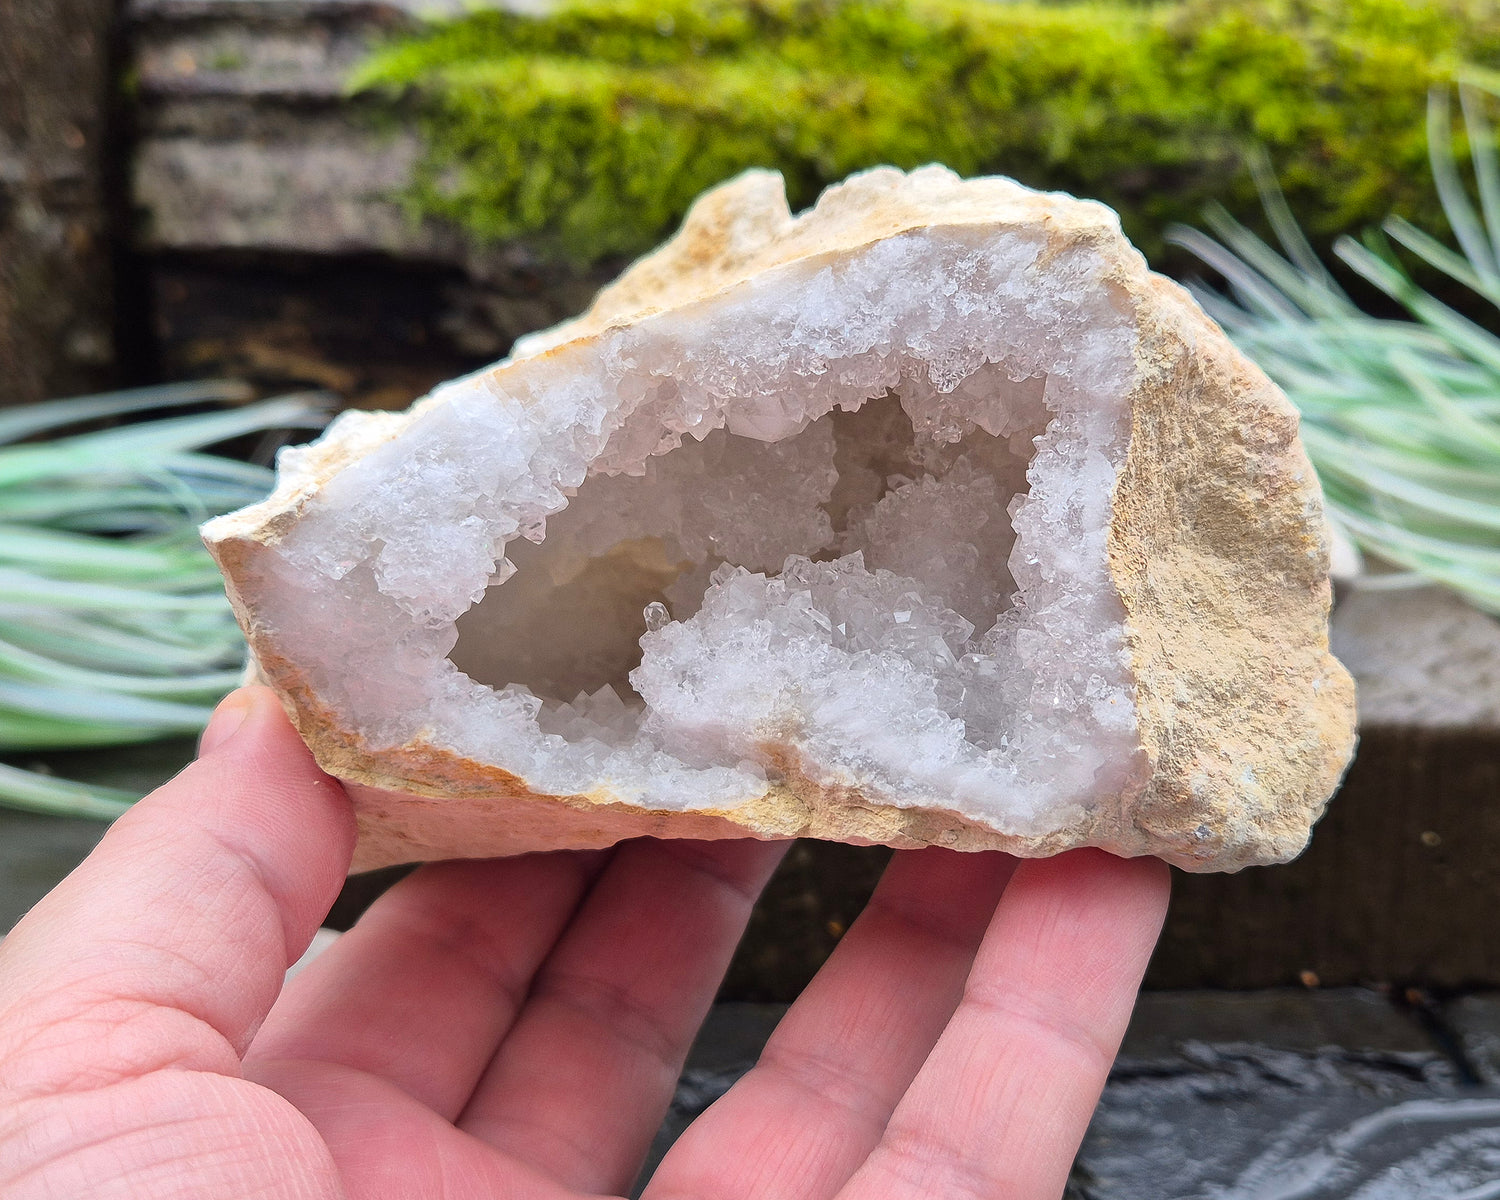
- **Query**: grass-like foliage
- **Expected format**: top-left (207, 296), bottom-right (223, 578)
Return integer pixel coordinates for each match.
top-left (0, 383), bottom-right (326, 817)
top-left (351, 0), bottom-right (1500, 266)
top-left (1171, 86), bottom-right (1500, 614)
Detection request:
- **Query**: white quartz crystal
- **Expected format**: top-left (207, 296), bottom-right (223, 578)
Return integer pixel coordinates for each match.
top-left (243, 166), bottom-right (1140, 838)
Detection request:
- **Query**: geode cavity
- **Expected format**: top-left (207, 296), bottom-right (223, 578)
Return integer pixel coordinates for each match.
top-left (204, 166), bottom-right (1357, 872)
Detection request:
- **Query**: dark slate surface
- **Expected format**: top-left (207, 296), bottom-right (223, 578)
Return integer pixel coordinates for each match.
top-left (1447, 994), bottom-right (1500, 1087)
top-left (635, 993), bottom-right (1500, 1200)
top-left (1074, 989), bottom-right (1498, 1199)
top-left (1075, 1061), bottom-right (1500, 1199)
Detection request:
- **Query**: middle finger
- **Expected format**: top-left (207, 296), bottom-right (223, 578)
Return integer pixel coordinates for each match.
top-left (643, 846), bottom-right (1016, 1200)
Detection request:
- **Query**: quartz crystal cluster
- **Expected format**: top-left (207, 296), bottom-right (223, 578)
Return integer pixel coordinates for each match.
top-left (204, 166), bottom-right (1357, 872)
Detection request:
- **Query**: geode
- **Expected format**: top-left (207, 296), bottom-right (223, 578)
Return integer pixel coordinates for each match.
top-left (204, 166), bottom-right (1356, 873)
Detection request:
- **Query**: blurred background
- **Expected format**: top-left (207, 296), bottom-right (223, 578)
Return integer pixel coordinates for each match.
top-left (4, 0), bottom-right (1500, 1193)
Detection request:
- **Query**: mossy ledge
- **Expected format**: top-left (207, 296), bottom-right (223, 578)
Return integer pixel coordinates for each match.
top-left (352, 0), bottom-right (1500, 266)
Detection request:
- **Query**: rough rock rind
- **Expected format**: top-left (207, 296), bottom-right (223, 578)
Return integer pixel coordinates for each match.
top-left (206, 167), bottom-right (1357, 874)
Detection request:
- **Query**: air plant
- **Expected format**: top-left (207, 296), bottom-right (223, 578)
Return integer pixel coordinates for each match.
top-left (0, 381), bottom-right (327, 817)
top-left (1170, 84), bottom-right (1500, 614)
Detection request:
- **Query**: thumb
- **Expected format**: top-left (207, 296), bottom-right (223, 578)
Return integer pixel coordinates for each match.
top-left (0, 686), bottom-right (355, 1098)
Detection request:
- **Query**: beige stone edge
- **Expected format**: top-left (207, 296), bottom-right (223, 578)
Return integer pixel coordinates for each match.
top-left (1108, 270), bottom-right (1358, 873)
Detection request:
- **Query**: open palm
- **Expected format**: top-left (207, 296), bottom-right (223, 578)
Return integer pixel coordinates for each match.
top-left (0, 688), bottom-right (1168, 1199)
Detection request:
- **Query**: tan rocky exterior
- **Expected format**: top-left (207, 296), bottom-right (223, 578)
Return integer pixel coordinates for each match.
top-left (207, 168), bottom-right (1357, 874)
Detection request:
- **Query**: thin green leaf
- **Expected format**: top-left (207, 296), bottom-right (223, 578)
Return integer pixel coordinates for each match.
top-left (1382, 215), bottom-right (1498, 301)
top-left (1250, 147), bottom-right (1346, 298)
top-left (0, 762), bottom-right (135, 819)
top-left (0, 636), bottom-right (242, 696)
top-left (1459, 83), bottom-right (1500, 271)
top-left (1428, 88), bottom-right (1499, 286)
top-left (0, 679), bottom-right (215, 729)
top-left (0, 380), bottom-right (254, 445)
top-left (0, 570), bottom-right (230, 613)
top-left (60, 395), bottom-right (328, 459)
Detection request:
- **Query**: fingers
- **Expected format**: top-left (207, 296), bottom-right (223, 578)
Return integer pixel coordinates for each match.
top-left (246, 850), bottom-right (605, 1119)
top-left (0, 687), bottom-right (355, 1097)
top-left (253, 1063), bottom-right (584, 1200)
top-left (643, 847), bottom-right (1017, 1200)
top-left (835, 849), bottom-right (1170, 1200)
top-left (456, 836), bottom-right (787, 1196)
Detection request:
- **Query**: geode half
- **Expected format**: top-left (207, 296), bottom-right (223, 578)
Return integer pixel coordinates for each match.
top-left (204, 166), bottom-right (1357, 873)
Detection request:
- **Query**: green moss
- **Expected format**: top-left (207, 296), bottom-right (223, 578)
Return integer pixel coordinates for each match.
top-left (351, 0), bottom-right (1500, 265)
top-left (207, 49), bottom-right (248, 72)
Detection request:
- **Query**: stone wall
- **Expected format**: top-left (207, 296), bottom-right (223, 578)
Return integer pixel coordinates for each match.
top-left (0, 0), bottom-right (117, 403)
top-left (129, 0), bottom-right (603, 407)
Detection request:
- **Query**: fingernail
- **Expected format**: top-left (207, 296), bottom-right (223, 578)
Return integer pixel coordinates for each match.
top-left (200, 690), bottom-right (255, 756)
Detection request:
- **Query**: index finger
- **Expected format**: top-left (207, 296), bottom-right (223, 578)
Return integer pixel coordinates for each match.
top-left (0, 686), bottom-right (355, 1098)
top-left (834, 848), bottom-right (1169, 1200)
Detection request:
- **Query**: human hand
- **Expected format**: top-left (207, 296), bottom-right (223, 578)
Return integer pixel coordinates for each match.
top-left (0, 686), bottom-right (1169, 1199)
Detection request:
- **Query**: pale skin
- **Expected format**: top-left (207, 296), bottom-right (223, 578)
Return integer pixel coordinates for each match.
top-left (0, 686), bottom-right (1169, 1199)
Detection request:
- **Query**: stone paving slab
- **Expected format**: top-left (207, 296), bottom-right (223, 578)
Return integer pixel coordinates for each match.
top-left (1332, 586), bottom-right (1500, 729)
